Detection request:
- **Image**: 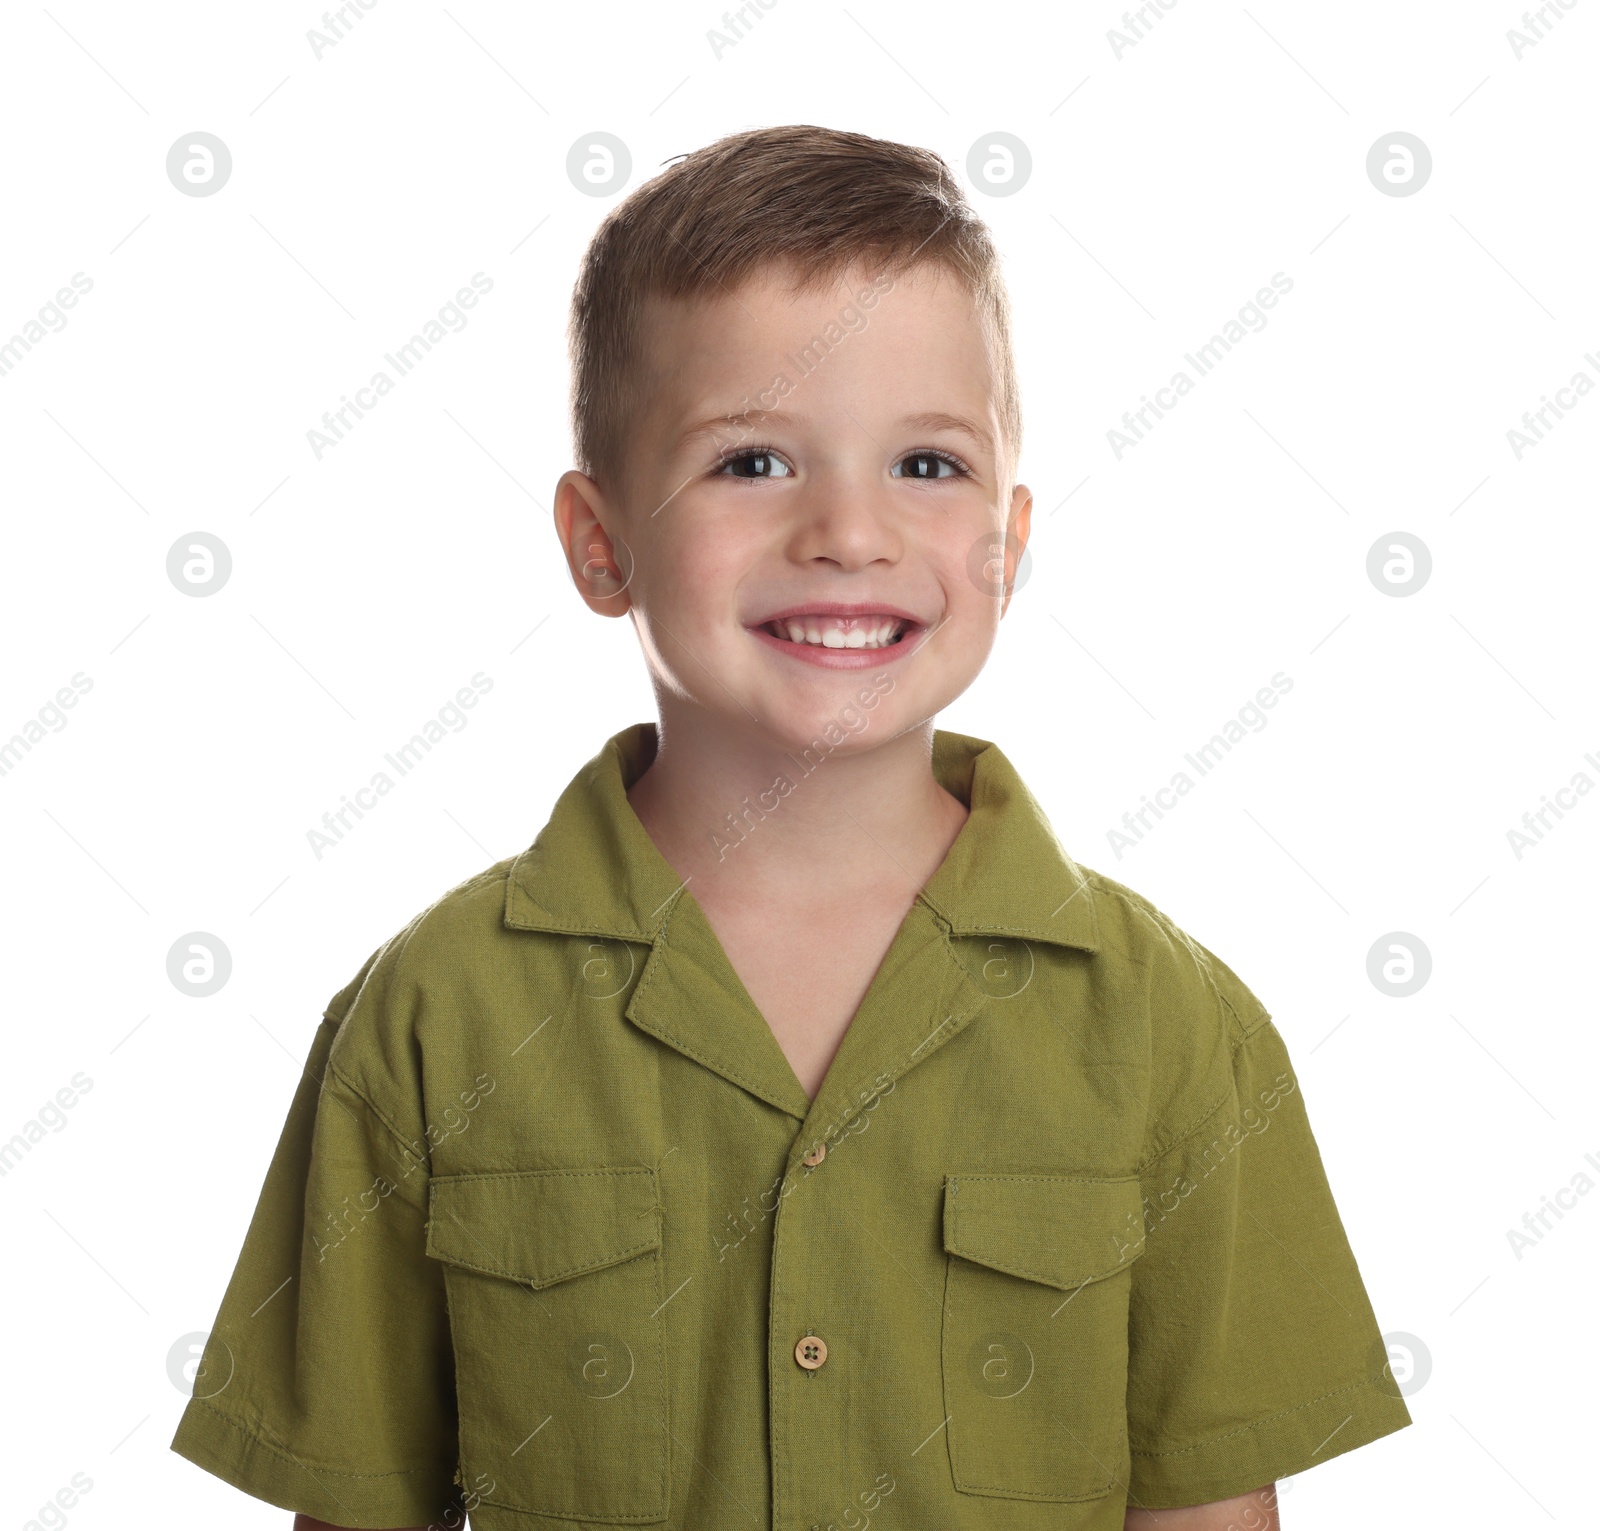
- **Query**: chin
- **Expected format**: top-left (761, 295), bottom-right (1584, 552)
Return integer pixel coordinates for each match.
top-left (751, 677), bottom-right (913, 763)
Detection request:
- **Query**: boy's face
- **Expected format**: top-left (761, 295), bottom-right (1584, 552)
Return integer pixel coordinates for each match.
top-left (555, 259), bottom-right (1031, 758)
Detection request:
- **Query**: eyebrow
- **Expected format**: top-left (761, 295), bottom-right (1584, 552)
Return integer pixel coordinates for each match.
top-left (899, 411), bottom-right (996, 456)
top-left (674, 410), bottom-right (804, 456)
top-left (674, 408), bottom-right (996, 458)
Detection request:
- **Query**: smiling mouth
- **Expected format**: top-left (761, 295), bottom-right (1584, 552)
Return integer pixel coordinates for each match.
top-left (758, 615), bottom-right (911, 650)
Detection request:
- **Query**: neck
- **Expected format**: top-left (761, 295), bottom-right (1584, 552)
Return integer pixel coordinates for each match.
top-left (625, 703), bottom-right (969, 911)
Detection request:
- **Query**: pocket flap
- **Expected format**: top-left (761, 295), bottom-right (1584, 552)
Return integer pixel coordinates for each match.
top-left (942, 1173), bottom-right (1144, 1290)
top-left (426, 1167), bottom-right (660, 1288)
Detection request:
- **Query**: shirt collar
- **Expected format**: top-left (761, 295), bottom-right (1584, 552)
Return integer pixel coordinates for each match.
top-left (504, 722), bottom-right (1100, 954)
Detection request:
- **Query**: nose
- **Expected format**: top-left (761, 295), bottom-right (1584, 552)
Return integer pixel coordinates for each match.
top-left (784, 465), bottom-right (906, 573)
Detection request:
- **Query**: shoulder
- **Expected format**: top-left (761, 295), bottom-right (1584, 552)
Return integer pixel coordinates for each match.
top-left (1078, 864), bottom-right (1273, 1047)
top-left (320, 855), bottom-right (521, 1093)
top-left (1073, 865), bottom-right (1279, 1161)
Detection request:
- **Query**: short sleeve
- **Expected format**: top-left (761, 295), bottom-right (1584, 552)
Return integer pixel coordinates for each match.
top-left (1124, 991), bottom-right (1411, 1508)
top-left (169, 1008), bottom-right (464, 1527)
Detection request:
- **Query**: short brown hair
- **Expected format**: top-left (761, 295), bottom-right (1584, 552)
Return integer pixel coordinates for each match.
top-left (566, 124), bottom-right (1022, 500)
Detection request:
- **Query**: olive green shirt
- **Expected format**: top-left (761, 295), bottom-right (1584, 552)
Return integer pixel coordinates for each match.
top-left (171, 723), bottom-right (1409, 1529)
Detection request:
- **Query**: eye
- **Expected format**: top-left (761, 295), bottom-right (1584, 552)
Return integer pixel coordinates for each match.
top-left (894, 449), bottom-right (971, 481)
top-left (717, 447), bottom-right (793, 480)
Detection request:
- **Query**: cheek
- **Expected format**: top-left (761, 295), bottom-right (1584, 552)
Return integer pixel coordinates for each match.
top-left (942, 598), bottom-right (1005, 687)
top-left (633, 513), bottom-right (756, 630)
top-left (929, 522), bottom-right (1007, 629)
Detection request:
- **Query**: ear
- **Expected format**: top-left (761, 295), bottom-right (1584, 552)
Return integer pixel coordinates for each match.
top-left (999, 480), bottom-right (1032, 618)
top-left (553, 470), bottom-right (633, 616)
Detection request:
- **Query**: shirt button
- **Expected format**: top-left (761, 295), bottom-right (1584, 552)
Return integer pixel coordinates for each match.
top-left (801, 1142), bottom-right (826, 1167)
top-left (794, 1334), bottom-right (828, 1370)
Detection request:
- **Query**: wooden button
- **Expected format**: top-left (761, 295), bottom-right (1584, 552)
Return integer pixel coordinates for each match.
top-left (794, 1334), bottom-right (828, 1370)
top-left (801, 1142), bottom-right (826, 1167)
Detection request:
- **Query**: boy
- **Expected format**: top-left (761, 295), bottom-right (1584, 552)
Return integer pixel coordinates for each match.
top-left (172, 125), bottom-right (1410, 1530)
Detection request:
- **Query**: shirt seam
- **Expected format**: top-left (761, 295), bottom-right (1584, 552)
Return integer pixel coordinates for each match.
top-left (324, 1054), bottom-right (432, 1206)
top-left (1097, 884), bottom-right (1273, 1038)
top-left (947, 1175), bottom-right (1144, 1287)
top-left (430, 1166), bottom-right (656, 1183)
top-left (951, 1173), bottom-right (1142, 1186)
top-left (1129, 1375), bottom-right (1384, 1459)
top-left (507, 912), bottom-right (658, 941)
top-left (185, 1395), bottom-right (443, 1481)
top-left (918, 894), bottom-right (1090, 950)
top-left (426, 1168), bottom-right (661, 1284)
top-left (1136, 1082), bottom-right (1236, 1174)
top-left (1134, 1002), bottom-right (1276, 1173)
top-left (426, 1236), bottom-right (661, 1287)
top-left (1094, 885), bottom-right (1167, 974)
top-left (1211, 975), bottom-right (1272, 1045)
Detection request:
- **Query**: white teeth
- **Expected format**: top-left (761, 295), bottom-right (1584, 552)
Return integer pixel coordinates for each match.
top-left (768, 617), bottom-right (907, 648)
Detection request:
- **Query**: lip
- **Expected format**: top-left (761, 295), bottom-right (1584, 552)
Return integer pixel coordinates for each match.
top-left (753, 600), bottom-right (926, 626)
top-left (745, 600), bottom-right (930, 671)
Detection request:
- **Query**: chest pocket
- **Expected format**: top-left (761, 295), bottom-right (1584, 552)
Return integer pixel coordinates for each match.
top-left (940, 1173), bottom-right (1145, 1503)
top-left (426, 1167), bottom-right (669, 1524)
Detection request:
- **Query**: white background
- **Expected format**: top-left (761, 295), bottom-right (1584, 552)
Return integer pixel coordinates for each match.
top-left (2, 2), bottom-right (1595, 1526)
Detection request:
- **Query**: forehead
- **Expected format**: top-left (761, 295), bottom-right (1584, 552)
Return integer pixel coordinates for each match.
top-left (634, 259), bottom-right (1000, 429)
